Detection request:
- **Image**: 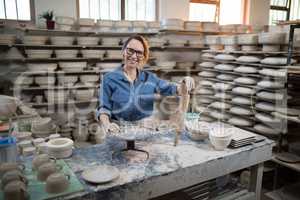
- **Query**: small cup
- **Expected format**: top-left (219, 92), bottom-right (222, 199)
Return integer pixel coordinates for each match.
top-left (1, 170), bottom-right (28, 189)
top-left (0, 163), bottom-right (25, 178)
top-left (32, 154), bottom-right (56, 171)
top-left (37, 162), bottom-right (62, 182)
top-left (46, 172), bottom-right (70, 194)
top-left (4, 180), bottom-right (29, 200)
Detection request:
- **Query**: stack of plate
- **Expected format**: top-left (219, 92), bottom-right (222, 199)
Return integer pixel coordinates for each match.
top-left (161, 18), bottom-right (184, 30)
top-left (229, 128), bottom-right (256, 148)
top-left (27, 63), bottom-right (57, 72)
top-left (0, 34), bottom-right (16, 45)
top-left (78, 18), bottom-right (95, 31)
top-left (96, 20), bottom-right (114, 32)
top-left (23, 35), bottom-right (48, 45)
top-left (59, 62), bottom-right (87, 72)
top-left (132, 21), bottom-right (147, 32)
top-left (155, 61), bottom-right (176, 70)
top-left (31, 117), bottom-right (56, 138)
top-left (55, 16), bottom-right (75, 31)
top-left (258, 32), bottom-right (286, 52)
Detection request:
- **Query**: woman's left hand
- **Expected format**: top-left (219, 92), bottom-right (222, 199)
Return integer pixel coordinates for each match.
top-left (181, 76), bottom-right (195, 94)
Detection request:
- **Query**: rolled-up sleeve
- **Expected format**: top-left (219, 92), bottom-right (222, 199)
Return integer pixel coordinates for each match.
top-left (154, 75), bottom-right (177, 96)
top-left (96, 76), bottom-right (113, 120)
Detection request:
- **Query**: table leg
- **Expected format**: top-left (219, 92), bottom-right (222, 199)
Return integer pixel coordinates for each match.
top-left (249, 163), bottom-right (264, 200)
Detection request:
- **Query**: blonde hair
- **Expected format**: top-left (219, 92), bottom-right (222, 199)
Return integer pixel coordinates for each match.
top-left (122, 35), bottom-right (150, 67)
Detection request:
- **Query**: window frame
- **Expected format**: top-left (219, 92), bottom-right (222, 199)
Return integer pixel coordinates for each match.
top-left (0, 0), bottom-right (35, 26)
top-left (269, 0), bottom-right (291, 22)
top-left (189, 0), bottom-right (220, 22)
top-left (77, 0), bottom-right (158, 21)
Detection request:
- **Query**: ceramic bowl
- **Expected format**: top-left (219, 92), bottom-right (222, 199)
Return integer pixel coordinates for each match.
top-left (32, 154), bottom-right (56, 170)
top-left (0, 163), bottom-right (25, 178)
top-left (55, 50), bottom-right (78, 58)
top-left (59, 62), bottom-right (87, 72)
top-left (186, 121), bottom-right (209, 141)
top-left (0, 95), bottom-right (18, 117)
top-left (74, 88), bottom-right (95, 101)
top-left (1, 170), bottom-right (28, 189)
top-left (23, 35), bottom-right (48, 45)
top-left (77, 37), bottom-right (99, 46)
top-left (46, 172), bottom-right (70, 194)
top-left (37, 162), bottom-right (62, 181)
top-left (31, 117), bottom-right (54, 132)
top-left (26, 50), bottom-right (53, 59)
top-left (47, 138), bottom-right (74, 158)
top-left (80, 75), bottom-right (99, 83)
top-left (101, 37), bottom-right (121, 46)
top-left (27, 63), bottom-right (57, 72)
top-left (209, 126), bottom-right (233, 150)
top-left (50, 36), bottom-right (74, 46)
top-left (4, 180), bottom-right (29, 200)
top-left (258, 32), bottom-right (285, 44)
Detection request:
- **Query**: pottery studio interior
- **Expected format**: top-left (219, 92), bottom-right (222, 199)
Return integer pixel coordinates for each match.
top-left (2, 0), bottom-right (300, 200)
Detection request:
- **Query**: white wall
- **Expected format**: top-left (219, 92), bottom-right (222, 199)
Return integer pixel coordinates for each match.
top-left (34, 0), bottom-right (77, 26)
top-left (247, 0), bottom-right (270, 26)
top-left (158, 0), bottom-right (190, 20)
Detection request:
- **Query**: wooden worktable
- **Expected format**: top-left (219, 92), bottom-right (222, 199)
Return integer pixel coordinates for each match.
top-left (57, 124), bottom-right (274, 200)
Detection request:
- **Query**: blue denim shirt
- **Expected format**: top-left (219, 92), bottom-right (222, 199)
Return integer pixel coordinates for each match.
top-left (97, 66), bottom-right (177, 121)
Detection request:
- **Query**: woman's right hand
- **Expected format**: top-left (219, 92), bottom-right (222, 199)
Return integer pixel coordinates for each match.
top-left (103, 122), bottom-right (120, 134)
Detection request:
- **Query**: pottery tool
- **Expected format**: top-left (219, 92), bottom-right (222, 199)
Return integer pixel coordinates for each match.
top-left (173, 82), bottom-right (190, 146)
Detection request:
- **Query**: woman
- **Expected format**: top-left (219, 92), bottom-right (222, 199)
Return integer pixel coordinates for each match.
top-left (97, 35), bottom-right (194, 133)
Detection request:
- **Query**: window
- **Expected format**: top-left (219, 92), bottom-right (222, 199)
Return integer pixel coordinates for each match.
top-left (269, 0), bottom-right (289, 25)
top-left (125, 0), bottom-right (156, 21)
top-left (0, 0), bottom-right (31, 20)
top-left (79, 0), bottom-right (121, 20)
top-left (189, 0), bottom-right (219, 22)
top-left (219, 0), bottom-right (243, 25)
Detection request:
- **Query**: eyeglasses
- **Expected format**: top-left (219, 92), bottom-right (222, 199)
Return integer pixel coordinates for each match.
top-left (125, 48), bottom-right (144, 59)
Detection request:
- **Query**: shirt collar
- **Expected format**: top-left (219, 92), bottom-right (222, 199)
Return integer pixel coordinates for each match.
top-left (116, 65), bottom-right (146, 82)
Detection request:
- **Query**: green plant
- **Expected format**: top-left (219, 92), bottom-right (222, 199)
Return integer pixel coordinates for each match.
top-left (39, 10), bottom-right (54, 21)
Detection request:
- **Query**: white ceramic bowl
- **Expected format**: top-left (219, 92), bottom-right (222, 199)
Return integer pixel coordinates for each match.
top-left (209, 127), bottom-right (232, 150)
top-left (27, 63), bottom-right (57, 72)
top-left (23, 36), bottom-right (48, 45)
top-left (57, 75), bottom-right (78, 86)
top-left (258, 32), bottom-right (286, 44)
top-left (80, 75), bottom-right (99, 83)
top-left (55, 50), bottom-right (78, 58)
top-left (26, 50), bottom-right (53, 59)
top-left (101, 37), bottom-right (120, 46)
top-left (74, 88), bottom-right (95, 101)
top-left (47, 138), bottom-right (73, 158)
top-left (202, 22), bottom-right (219, 32)
top-left (186, 121), bottom-right (209, 141)
top-left (50, 36), bottom-right (74, 46)
top-left (0, 95), bottom-right (18, 117)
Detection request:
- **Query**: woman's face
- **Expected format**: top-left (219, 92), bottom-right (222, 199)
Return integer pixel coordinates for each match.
top-left (123, 39), bottom-right (145, 69)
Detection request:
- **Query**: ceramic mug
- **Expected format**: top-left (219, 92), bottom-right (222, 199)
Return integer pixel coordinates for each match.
top-left (1, 170), bottom-right (28, 189)
top-left (37, 162), bottom-right (62, 182)
top-left (4, 180), bottom-right (29, 200)
top-left (32, 154), bottom-right (56, 170)
top-left (0, 163), bottom-right (25, 178)
top-left (45, 172), bottom-right (70, 194)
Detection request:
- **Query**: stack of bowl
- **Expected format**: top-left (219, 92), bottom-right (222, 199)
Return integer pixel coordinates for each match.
top-left (132, 21), bottom-right (147, 32)
top-left (202, 22), bottom-right (219, 32)
top-left (59, 62), bottom-right (87, 72)
top-left (161, 18), bottom-right (184, 30)
top-left (25, 50), bottom-right (53, 59)
top-left (73, 83), bottom-right (95, 101)
top-left (78, 18), bottom-right (94, 31)
top-left (57, 75), bottom-right (78, 87)
top-left (184, 21), bottom-right (202, 31)
top-left (147, 21), bottom-right (160, 32)
top-left (27, 63), bottom-right (57, 72)
top-left (77, 36), bottom-right (99, 46)
top-left (80, 49), bottom-right (104, 58)
top-left (35, 75), bottom-right (56, 87)
top-left (114, 20), bottom-right (132, 32)
top-left (23, 35), bottom-right (48, 45)
top-left (96, 20), bottom-right (114, 32)
top-left (55, 16), bottom-right (75, 31)
top-left (31, 117), bottom-right (56, 138)
top-left (0, 34), bottom-right (16, 45)
top-left (50, 36), bottom-right (74, 46)
top-left (54, 50), bottom-right (78, 58)
top-left (101, 37), bottom-right (121, 46)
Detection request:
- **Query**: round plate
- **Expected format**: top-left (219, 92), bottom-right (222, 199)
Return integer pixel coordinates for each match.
top-left (82, 165), bottom-right (120, 184)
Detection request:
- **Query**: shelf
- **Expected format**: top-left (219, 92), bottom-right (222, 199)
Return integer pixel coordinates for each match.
top-left (271, 112), bottom-right (300, 124)
top-left (272, 153), bottom-right (300, 172)
top-left (21, 70), bottom-right (101, 76)
top-left (19, 28), bottom-right (158, 36)
top-left (203, 49), bottom-right (300, 56)
top-left (13, 84), bottom-right (100, 91)
top-left (159, 29), bottom-right (227, 35)
top-left (27, 98), bottom-right (98, 107)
